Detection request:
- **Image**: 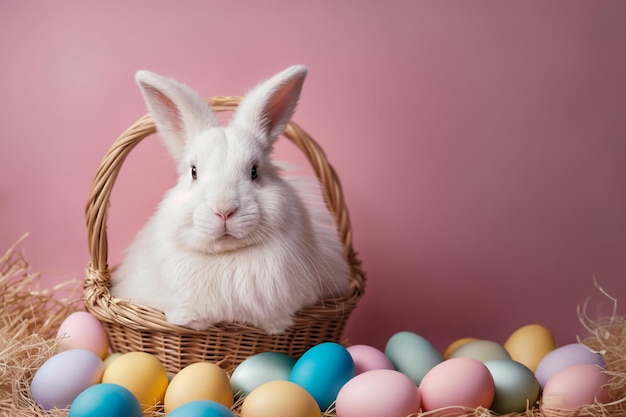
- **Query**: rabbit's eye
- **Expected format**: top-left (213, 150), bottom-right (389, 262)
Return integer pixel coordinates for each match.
top-left (251, 164), bottom-right (258, 180)
top-left (191, 165), bottom-right (197, 180)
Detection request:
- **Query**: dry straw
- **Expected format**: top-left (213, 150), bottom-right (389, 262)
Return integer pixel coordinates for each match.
top-left (0, 236), bottom-right (80, 417)
top-left (83, 96), bottom-right (366, 375)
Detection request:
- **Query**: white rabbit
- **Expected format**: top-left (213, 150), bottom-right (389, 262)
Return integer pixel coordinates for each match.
top-left (111, 65), bottom-right (351, 334)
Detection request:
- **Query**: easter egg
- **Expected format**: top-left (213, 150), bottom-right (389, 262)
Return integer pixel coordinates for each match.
top-left (346, 345), bottom-right (394, 374)
top-left (230, 352), bottom-right (295, 397)
top-left (289, 342), bottom-right (355, 411)
top-left (443, 337), bottom-right (478, 359)
top-left (30, 349), bottom-right (104, 410)
top-left (56, 311), bottom-right (109, 359)
top-left (241, 380), bottom-right (321, 417)
top-left (419, 357), bottom-right (495, 415)
top-left (168, 400), bottom-right (236, 417)
top-left (103, 352), bottom-right (123, 369)
top-left (101, 351), bottom-right (168, 410)
top-left (541, 364), bottom-right (610, 415)
top-left (335, 369), bottom-right (420, 417)
top-left (164, 362), bottom-right (233, 412)
top-left (68, 383), bottom-right (142, 417)
top-left (448, 340), bottom-right (511, 362)
top-left (534, 343), bottom-right (606, 388)
top-left (504, 323), bottom-right (556, 372)
top-left (384, 331), bottom-right (443, 385)
top-left (484, 359), bottom-right (540, 414)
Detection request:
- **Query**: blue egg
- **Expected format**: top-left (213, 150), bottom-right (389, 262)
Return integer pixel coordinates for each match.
top-left (289, 342), bottom-right (356, 411)
top-left (167, 400), bottom-right (236, 417)
top-left (68, 383), bottom-right (142, 417)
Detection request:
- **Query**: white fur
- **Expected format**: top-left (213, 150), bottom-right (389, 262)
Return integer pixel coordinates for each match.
top-left (111, 65), bottom-right (351, 334)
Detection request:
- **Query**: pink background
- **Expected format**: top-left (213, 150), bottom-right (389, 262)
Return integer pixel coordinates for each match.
top-left (1, 1), bottom-right (625, 352)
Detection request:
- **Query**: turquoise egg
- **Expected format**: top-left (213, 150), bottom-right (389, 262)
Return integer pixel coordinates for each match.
top-left (289, 342), bottom-right (356, 411)
top-left (167, 400), bottom-right (236, 417)
top-left (385, 331), bottom-right (443, 385)
top-left (68, 383), bottom-right (142, 417)
top-left (231, 352), bottom-right (296, 397)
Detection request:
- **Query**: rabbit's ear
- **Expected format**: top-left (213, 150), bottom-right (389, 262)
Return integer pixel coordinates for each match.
top-left (135, 70), bottom-right (220, 161)
top-left (232, 65), bottom-right (307, 150)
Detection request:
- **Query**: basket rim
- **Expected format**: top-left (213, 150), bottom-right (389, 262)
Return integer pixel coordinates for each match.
top-left (83, 95), bottom-right (366, 333)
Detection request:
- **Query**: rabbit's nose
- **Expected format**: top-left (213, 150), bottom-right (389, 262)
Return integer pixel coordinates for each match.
top-left (214, 206), bottom-right (237, 221)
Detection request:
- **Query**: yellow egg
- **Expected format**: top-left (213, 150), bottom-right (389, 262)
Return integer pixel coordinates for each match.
top-left (504, 324), bottom-right (556, 372)
top-left (164, 362), bottom-right (233, 412)
top-left (443, 337), bottom-right (478, 359)
top-left (103, 352), bottom-right (123, 369)
top-left (101, 352), bottom-right (169, 410)
top-left (241, 380), bottom-right (321, 417)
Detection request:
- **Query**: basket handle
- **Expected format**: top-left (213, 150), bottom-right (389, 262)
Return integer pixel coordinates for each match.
top-left (85, 96), bottom-right (365, 293)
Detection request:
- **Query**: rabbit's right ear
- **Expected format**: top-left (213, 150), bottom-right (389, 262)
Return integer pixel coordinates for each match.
top-left (135, 71), bottom-right (220, 161)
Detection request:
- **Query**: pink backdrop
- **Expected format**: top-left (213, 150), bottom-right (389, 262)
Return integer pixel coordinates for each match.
top-left (1, 1), bottom-right (625, 352)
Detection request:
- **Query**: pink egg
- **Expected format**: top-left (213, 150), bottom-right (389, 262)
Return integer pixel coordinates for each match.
top-left (346, 345), bottom-right (395, 374)
top-left (336, 369), bottom-right (420, 417)
top-left (419, 358), bottom-right (495, 416)
top-left (57, 311), bottom-right (109, 359)
top-left (541, 364), bottom-right (610, 415)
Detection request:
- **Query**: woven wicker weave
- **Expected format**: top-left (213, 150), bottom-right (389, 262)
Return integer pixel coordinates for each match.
top-left (83, 96), bottom-right (365, 374)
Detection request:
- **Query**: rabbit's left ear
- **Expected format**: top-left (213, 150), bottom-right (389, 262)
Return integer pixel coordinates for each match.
top-left (135, 70), bottom-right (220, 162)
top-left (231, 65), bottom-right (307, 150)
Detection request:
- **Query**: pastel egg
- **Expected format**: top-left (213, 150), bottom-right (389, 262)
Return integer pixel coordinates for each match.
top-left (241, 380), bottom-right (321, 417)
top-left (419, 357), bottom-right (495, 415)
top-left (164, 362), bottom-right (233, 412)
top-left (101, 351), bottom-right (168, 410)
top-left (448, 340), bottom-right (511, 362)
top-left (504, 323), bottom-right (556, 372)
top-left (289, 342), bottom-right (355, 411)
top-left (335, 369), bottom-right (420, 417)
top-left (541, 364), bottom-right (610, 415)
top-left (443, 337), bottom-right (478, 359)
top-left (168, 400), bottom-right (236, 417)
top-left (30, 349), bottom-right (104, 410)
top-left (56, 311), bottom-right (109, 359)
top-left (534, 343), bottom-right (605, 388)
top-left (103, 352), bottom-right (123, 369)
top-left (230, 352), bottom-right (295, 397)
top-left (484, 359), bottom-right (540, 414)
top-left (384, 331), bottom-right (443, 385)
top-left (68, 383), bottom-right (142, 417)
top-left (346, 345), bottom-right (394, 374)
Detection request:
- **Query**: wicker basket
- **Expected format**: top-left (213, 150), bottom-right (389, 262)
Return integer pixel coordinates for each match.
top-left (83, 96), bottom-right (366, 375)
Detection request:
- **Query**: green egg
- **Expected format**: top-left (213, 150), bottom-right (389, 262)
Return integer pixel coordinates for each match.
top-left (448, 340), bottom-right (511, 362)
top-left (484, 359), bottom-right (540, 414)
top-left (385, 331), bottom-right (443, 385)
top-left (230, 352), bottom-right (296, 397)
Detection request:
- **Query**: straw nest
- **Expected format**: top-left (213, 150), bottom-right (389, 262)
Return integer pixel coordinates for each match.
top-left (1, 238), bottom-right (625, 417)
